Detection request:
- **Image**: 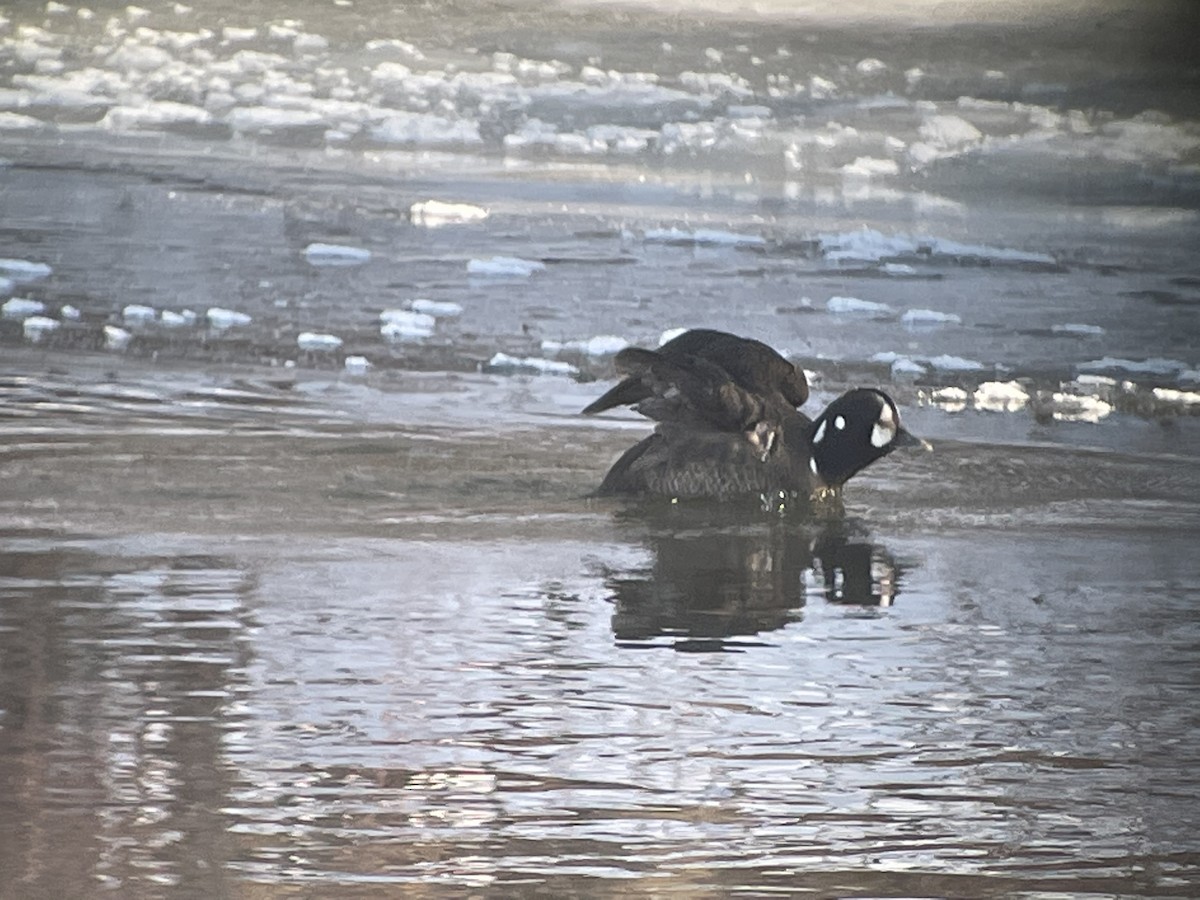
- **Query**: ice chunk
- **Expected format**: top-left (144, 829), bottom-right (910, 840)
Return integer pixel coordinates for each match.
top-left (902, 308), bottom-right (961, 327)
top-left (103, 101), bottom-right (213, 130)
top-left (827, 295), bottom-right (892, 316)
top-left (881, 263), bottom-right (917, 276)
top-left (1152, 387), bottom-right (1200, 407)
top-left (23, 315), bottom-right (59, 341)
top-left (1078, 356), bottom-right (1187, 376)
top-left (641, 227), bottom-right (765, 246)
top-left (207, 307), bottom-right (252, 329)
top-left (60, 304), bottom-right (81, 320)
top-left (2, 297), bottom-right (45, 318)
top-left (304, 243), bottom-right (371, 266)
top-left (0, 258), bottom-right (52, 283)
top-left (297, 331), bottom-right (343, 351)
top-left (104, 324), bottom-right (131, 350)
top-left (380, 309), bottom-right (435, 340)
top-left (929, 387), bottom-right (969, 411)
top-left (122, 303), bottom-right (157, 324)
top-left (974, 380), bottom-right (1030, 412)
top-left (542, 335), bottom-right (629, 356)
top-left (484, 352), bottom-right (578, 377)
top-left (855, 58), bottom-right (887, 75)
top-left (1050, 322), bottom-right (1105, 336)
top-left (160, 309), bottom-right (196, 328)
top-left (928, 354), bottom-right (985, 372)
top-left (1049, 392), bottom-right (1112, 423)
top-left (890, 357), bottom-right (927, 378)
top-left (841, 156), bottom-right (899, 177)
top-left (344, 355), bottom-right (370, 376)
top-left (410, 200), bottom-right (488, 227)
top-left (467, 256), bottom-right (545, 277)
top-left (410, 299), bottom-right (463, 317)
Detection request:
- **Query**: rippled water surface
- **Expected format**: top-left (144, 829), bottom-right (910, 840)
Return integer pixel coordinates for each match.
top-left (3, 0), bottom-right (1200, 896)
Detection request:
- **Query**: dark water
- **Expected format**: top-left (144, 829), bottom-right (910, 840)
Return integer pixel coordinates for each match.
top-left (3, 0), bottom-right (1200, 896)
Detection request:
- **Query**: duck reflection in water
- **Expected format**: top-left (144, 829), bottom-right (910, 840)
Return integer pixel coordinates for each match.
top-left (605, 507), bottom-right (904, 651)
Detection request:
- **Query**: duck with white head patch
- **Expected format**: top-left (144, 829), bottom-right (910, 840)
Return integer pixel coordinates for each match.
top-left (584, 331), bottom-right (929, 505)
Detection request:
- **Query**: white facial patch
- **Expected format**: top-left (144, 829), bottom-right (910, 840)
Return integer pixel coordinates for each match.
top-left (834, 415), bottom-right (845, 431)
top-left (870, 402), bottom-right (897, 448)
top-left (812, 420), bottom-right (826, 444)
top-left (809, 456), bottom-right (818, 475)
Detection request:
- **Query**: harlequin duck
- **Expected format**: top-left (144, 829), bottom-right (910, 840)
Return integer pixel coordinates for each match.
top-left (585, 335), bottom-right (928, 502)
top-left (582, 328), bottom-right (809, 415)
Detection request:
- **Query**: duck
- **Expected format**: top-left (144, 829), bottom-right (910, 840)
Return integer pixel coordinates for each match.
top-left (583, 332), bottom-right (928, 502)
top-left (582, 328), bottom-right (809, 415)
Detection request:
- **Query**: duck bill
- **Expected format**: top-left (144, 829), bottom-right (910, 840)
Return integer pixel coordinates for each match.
top-left (894, 428), bottom-right (933, 452)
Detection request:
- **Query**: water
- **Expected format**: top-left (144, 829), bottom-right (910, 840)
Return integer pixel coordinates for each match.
top-left (2, 0), bottom-right (1200, 896)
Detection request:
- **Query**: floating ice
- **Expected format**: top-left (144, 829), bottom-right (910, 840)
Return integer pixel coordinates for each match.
top-left (542, 335), bottom-right (629, 357)
top-left (0, 258), bottom-right (52, 283)
top-left (304, 243), bottom-right (371, 266)
top-left (60, 304), bottom-right (81, 320)
top-left (370, 112), bottom-right (483, 146)
top-left (1078, 356), bottom-right (1188, 376)
top-left (929, 387), bottom-right (969, 411)
top-left (881, 262), bottom-right (918, 276)
top-left (809, 75), bottom-right (837, 99)
top-left (1049, 392), bottom-right (1112, 423)
top-left (841, 156), bottom-right (899, 177)
top-left (928, 354), bottom-right (986, 372)
top-left (1050, 323), bottom-right (1105, 336)
top-left (104, 324), bottom-right (131, 350)
top-left (640, 227), bottom-right (766, 247)
top-left (23, 315), bottom-right (59, 342)
top-left (2, 297), bottom-right (45, 318)
top-left (410, 200), bottom-right (488, 227)
top-left (467, 256), bottom-right (545, 277)
top-left (974, 380), bottom-right (1030, 412)
top-left (855, 58), bottom-right (887, 75)
top-left (819, 227), bottom-right (1055, 266)
top-left (207, 307), bottom-right (252, 329)
top-left (891, 357), bottom-right (927, 378)
top-left (410, 299), bottom-right (463, 317)
top-left (122, 303), bottom-right (157, 324)
top-left (380, 308), bottom-right (435, 340)
top-left (485, 352), bottom-right (578, 377)
top-left (297, 331), bottom-right (343, 351)
top-left (229, 106), bottom-right (325, 134)
top-left (344, 355), bottom-right (370, 376)
top-left (902, 308), bottom-right (961, 327)
top-left (827, 295), bottom-right (892, 316)
top-left (1152, 387), bottom-right (1200, 407)
top-left (0, 277), bottom-right (12, 295)
top-left (103, 101), bottom-right (213, 130)
top-left (160, 309), bottom-right (196, 328)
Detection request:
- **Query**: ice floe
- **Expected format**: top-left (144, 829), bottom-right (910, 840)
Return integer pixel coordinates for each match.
top-left (927, 354), bottom-right (986, 372)
top-left (344, 355), bottom-right (371, 376)
top-left (485, 352), bottom-right (578, 377)
top-left (827, 295), bottom-right (892, 316)
top-left (820, 227), bottom-right (1055, 267)
top-left (467, 256), bottom-right (545, 277)
top-left (122, 303), bottom-right (157, 325)
top-left (2, 297), bottom-right (45, 318)
top-left (410, 200), bottom-right (488, 227)
top-left (297, 331), bottom-right (343, 351)
top-left (160, 309), bottom-right (197, 328)
top-left (541, 335), bottom-right (628, 357)
top-left (901, 308), bottom-right (961, 327)
top-left (1077, 356), bottom-right (1188, 377)
top-left (638, 227), bottom-right (766, 247)
top-left (380, 308), bottom-right (435, 340)
top-left (974, 380), bottom-right (1030, 412)
top-left (104, 324), bottom-right (131, 350)
top-left (1051, 323), bottom-right (1105, 336)
top-left (304, 242), bottom-right (371, 266)
top-left (0, 258), bottom-right (52, 283)
top-left (1152, 387), bottom-right (1200, 408)
top-left (206, 307), bottom-right (252, 329)
top-left (410, 298), bottom-right (463, 317)
top-left (23, 315), bottom-right (59, 342)
top-left (928, 386), bottom-right (969, 411)
top-left (1047, 392), bottom-right (1112, 423)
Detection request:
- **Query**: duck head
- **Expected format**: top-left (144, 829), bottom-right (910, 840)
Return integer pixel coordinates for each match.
top-left (808, 388), bottom-right (930, 488)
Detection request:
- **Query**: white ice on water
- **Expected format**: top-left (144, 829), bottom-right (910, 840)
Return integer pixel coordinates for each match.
top-left (297, 332), bottom-right (343, 351)
top-left (410, 200), bottom-right (488, 227)
top-left (122, 303), bottom-right (157, 325)
top-left (22, 315), bottom-right (58, 342)
top-left (467, 256), bottom-right (545, 277)
top-left (380, 308), bottom-right (435, 340)
top-left (304, 243), bottom-right (372, 266)
top-left (2, 297), bottom-right (45, 318)
top-left (0, 259), bottom-right (52, 283)
top-left (901, 308), bottom-right (961, 327)
top-left (827, 295), bottom-right (892, 316)
top-left (486, 352), bottom-right (578, 376)
top-left (542, 335), bottom-right (628, 357)
top-left (410, 299), bottom-right (463, 317)
top-left (1051, 323), bottom-right (1105, 336)
top-left (104, 324), bottom-right (132, 350)
top-left (206, 307), bottom-right (252, 329)
top-left (974, 380), bottom-right (1030, 412)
